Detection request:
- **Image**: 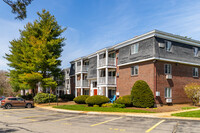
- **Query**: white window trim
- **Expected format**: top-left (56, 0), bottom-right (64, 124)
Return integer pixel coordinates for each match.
top-left (131, 43), bottom-right (139, 55)
top-left (164, 64), bottom-right (172, 75)
top-left (166, 41), bottom-right (172, 52)
top-left (165, 88), bottom-right (172, 98)
top-left (193, 47), bottom-right (198, 57)
top-left (131, 65), bottom-right (139, 76)
top-left (193, 67), bottom-right (199, 77)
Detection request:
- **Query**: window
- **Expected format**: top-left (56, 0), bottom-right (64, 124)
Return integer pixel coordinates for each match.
top-left (131, 43), bottom-right (139, 54)
top-left (131, 65), bottom-right (139, 76)
top-left (108, 71), bottom-right (116, 76)
top-left (166, 41), bottom-right (172, 52)
top-left (8, 98), bottom-right (17, 100)
top-left (165, 88), bottom-right (172, 98)
top-left (92, 81), bottom-right (97, 88)
top-left (194, 47), bottom-right (198, 57)
top-left (193, 67), bottom-right (198, 77)
top-left (109, 52), bottom-right (115, 58)
top-left (164, 64), bottom-right (172, 74)
top-left (17, 98), bottom-right (24, 101)
top-left (84, 89), bottom-right (89, 95)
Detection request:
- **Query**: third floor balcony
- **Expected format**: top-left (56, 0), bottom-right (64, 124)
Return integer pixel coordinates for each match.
top-left (98, 57), bottom-right (116, 67)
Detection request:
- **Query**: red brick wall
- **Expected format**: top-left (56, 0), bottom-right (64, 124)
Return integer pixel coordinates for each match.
top-left (117, 61), bottom-right (155, 97)
top-left (155, 61), bottom-right (199, 104)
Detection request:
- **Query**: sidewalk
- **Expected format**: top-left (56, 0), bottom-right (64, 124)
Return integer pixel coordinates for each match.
top-left (35, 104), bottom-right (200, 121)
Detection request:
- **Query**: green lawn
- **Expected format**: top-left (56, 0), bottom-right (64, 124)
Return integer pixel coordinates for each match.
top-left (181, 107), bottom-right (197, 110)
top-left (53, 105), bottom-right (154, 113)
top-left (172, 110), bottom-right (200, 118)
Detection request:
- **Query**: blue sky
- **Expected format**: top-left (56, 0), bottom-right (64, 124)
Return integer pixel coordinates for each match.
top-left (1, 0), bottom-right (200, 70)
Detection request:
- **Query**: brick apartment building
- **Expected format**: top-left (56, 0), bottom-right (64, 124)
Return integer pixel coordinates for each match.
top-left (69, 30), bottom-right (200, 104)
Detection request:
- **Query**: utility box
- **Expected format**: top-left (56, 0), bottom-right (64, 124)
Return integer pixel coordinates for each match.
top-left (156, 91), bottom-right (160, 96)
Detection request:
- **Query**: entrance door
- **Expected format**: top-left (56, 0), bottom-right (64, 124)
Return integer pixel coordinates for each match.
top-left (94, 89), bottom-right (97, 95)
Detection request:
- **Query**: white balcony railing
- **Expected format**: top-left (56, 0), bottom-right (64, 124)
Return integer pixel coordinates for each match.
top-left (108, 76), bottom-right (116, 85)
top-left (98, 58), bottom-right (116, 67)
top-left (76, 65), bottom-right (89, 73)
top-left (108, 57), bottom-right (116, 66)
top-left (82, 80), bottom-right (89, 87)
top-left (99, 58), bottom-right (106, 67)
top-left (82, 65), bottom-right (89, 72)
top-left (98, 77), bottom-right (106, 84)
top-left (76, 80), bottom-right (81, 87)
top-left (98, 76), bottom-right (116, 85)
top-left (76, 65), bottom-right (81, 73)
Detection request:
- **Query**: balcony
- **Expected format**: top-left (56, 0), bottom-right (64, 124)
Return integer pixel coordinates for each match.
top-left (99, 58), bottom-right (106, 67)
top-left (82, 65), bottom-right (89, 72)
top-left (108, 57), bottom-right (116, 66)
top-left (76, 80), bottom-right (81, 87)
top-left (98, 58), bottom-right (116, 67)
top-left (82, 80), bottom-right (89, 87)
top-left (98, 77), bottom-right (106, 84)
top-left (108, 76), bottom-right (116, 85)
top-left (76, 65), bottom-right (81, 73)
top-left (98, 76), bottom-right (116, 85)
top-left (76, 65), bottom-right (89, 73)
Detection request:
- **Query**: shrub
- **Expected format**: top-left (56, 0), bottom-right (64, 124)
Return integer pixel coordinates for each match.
top-left (33, 93), bottom-right (56, 104)
top-left (73, 95), bottom-right (90, 104)
top-left (115, 95), bottom-right (132, 107)
top-left (131, 80), bottom-right (155, 108)
top-left (184, 83), bottom-right (200, 105)
top-left (93, 105), bottom-right (99, 107)
top-left (85, 95), bottom-right (110, 106)
top-left (60, 94), bottom-right (75, 101)
top-left (21, 94), bottom-right (33, 100)
top-left (101, 103), bottom-right (113, 107)
top-left (112, 103), bottom-right (126, 108)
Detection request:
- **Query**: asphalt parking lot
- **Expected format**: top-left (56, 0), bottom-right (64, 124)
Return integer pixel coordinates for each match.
top-left (0, 108), bottom-right (200, 133)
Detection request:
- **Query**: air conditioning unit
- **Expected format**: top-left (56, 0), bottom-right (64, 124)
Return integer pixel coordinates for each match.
top-left (166, 98), bottom-right (172, 103)
top-left (166, 74), bottom-right (172, 79)
top-left (158, 43), bottom-right (165, 48)
top-left (156, 91), bottom-right (160, 96)
top-left (67, 90), bottom-right (70, 94)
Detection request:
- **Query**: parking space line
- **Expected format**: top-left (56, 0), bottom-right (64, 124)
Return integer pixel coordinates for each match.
top-left (22, 113), bottom-right (61, 119)
top-left (145, 120), bottom-right (165, 133)
top-left (51, 115), bottom-right (83, 122)
top-left (90, 117), bottom-right (123, 127)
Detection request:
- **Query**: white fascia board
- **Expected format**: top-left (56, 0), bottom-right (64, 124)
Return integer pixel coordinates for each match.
top-left (118, 57), bottom-right (200, 67)
top-left (155, 57), bottom-right (200, 66)
top-left (118, 57), bottom-right (156, 67)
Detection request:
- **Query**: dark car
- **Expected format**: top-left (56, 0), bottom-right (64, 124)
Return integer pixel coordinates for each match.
top-left (0, 97), bottom-right (34, 109)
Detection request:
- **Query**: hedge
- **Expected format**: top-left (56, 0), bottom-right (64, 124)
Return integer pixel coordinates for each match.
top-left (73, 95), bottom-right (90, 104)
top-left (115, 95), bottom-right (132, 107)
top-left (33, 93), bottom-right (56, 104)
top-left (85, 95), bottom-right (110, 106)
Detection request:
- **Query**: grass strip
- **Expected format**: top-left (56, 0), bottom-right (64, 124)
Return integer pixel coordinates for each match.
top-left (181, 107), bottom-right (197, 110)
top-left (53, 104), bottom-right (154, 113)
top-left (172, 110), bottom-right (200, 118)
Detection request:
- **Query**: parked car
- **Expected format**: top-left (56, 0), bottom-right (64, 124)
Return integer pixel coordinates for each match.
top-left (0, 97), bottom-right (34, 109)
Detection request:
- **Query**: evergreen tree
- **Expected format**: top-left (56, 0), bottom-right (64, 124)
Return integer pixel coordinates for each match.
top-left (5, 9), bottom-right (66, 95)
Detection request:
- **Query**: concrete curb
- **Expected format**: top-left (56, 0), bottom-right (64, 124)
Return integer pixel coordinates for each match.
top-left (35, 106), bottom-right (200, 121)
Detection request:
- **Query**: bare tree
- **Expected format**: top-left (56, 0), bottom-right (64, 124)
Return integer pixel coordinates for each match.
top-left (0, 70), bottom-right (17, 96)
